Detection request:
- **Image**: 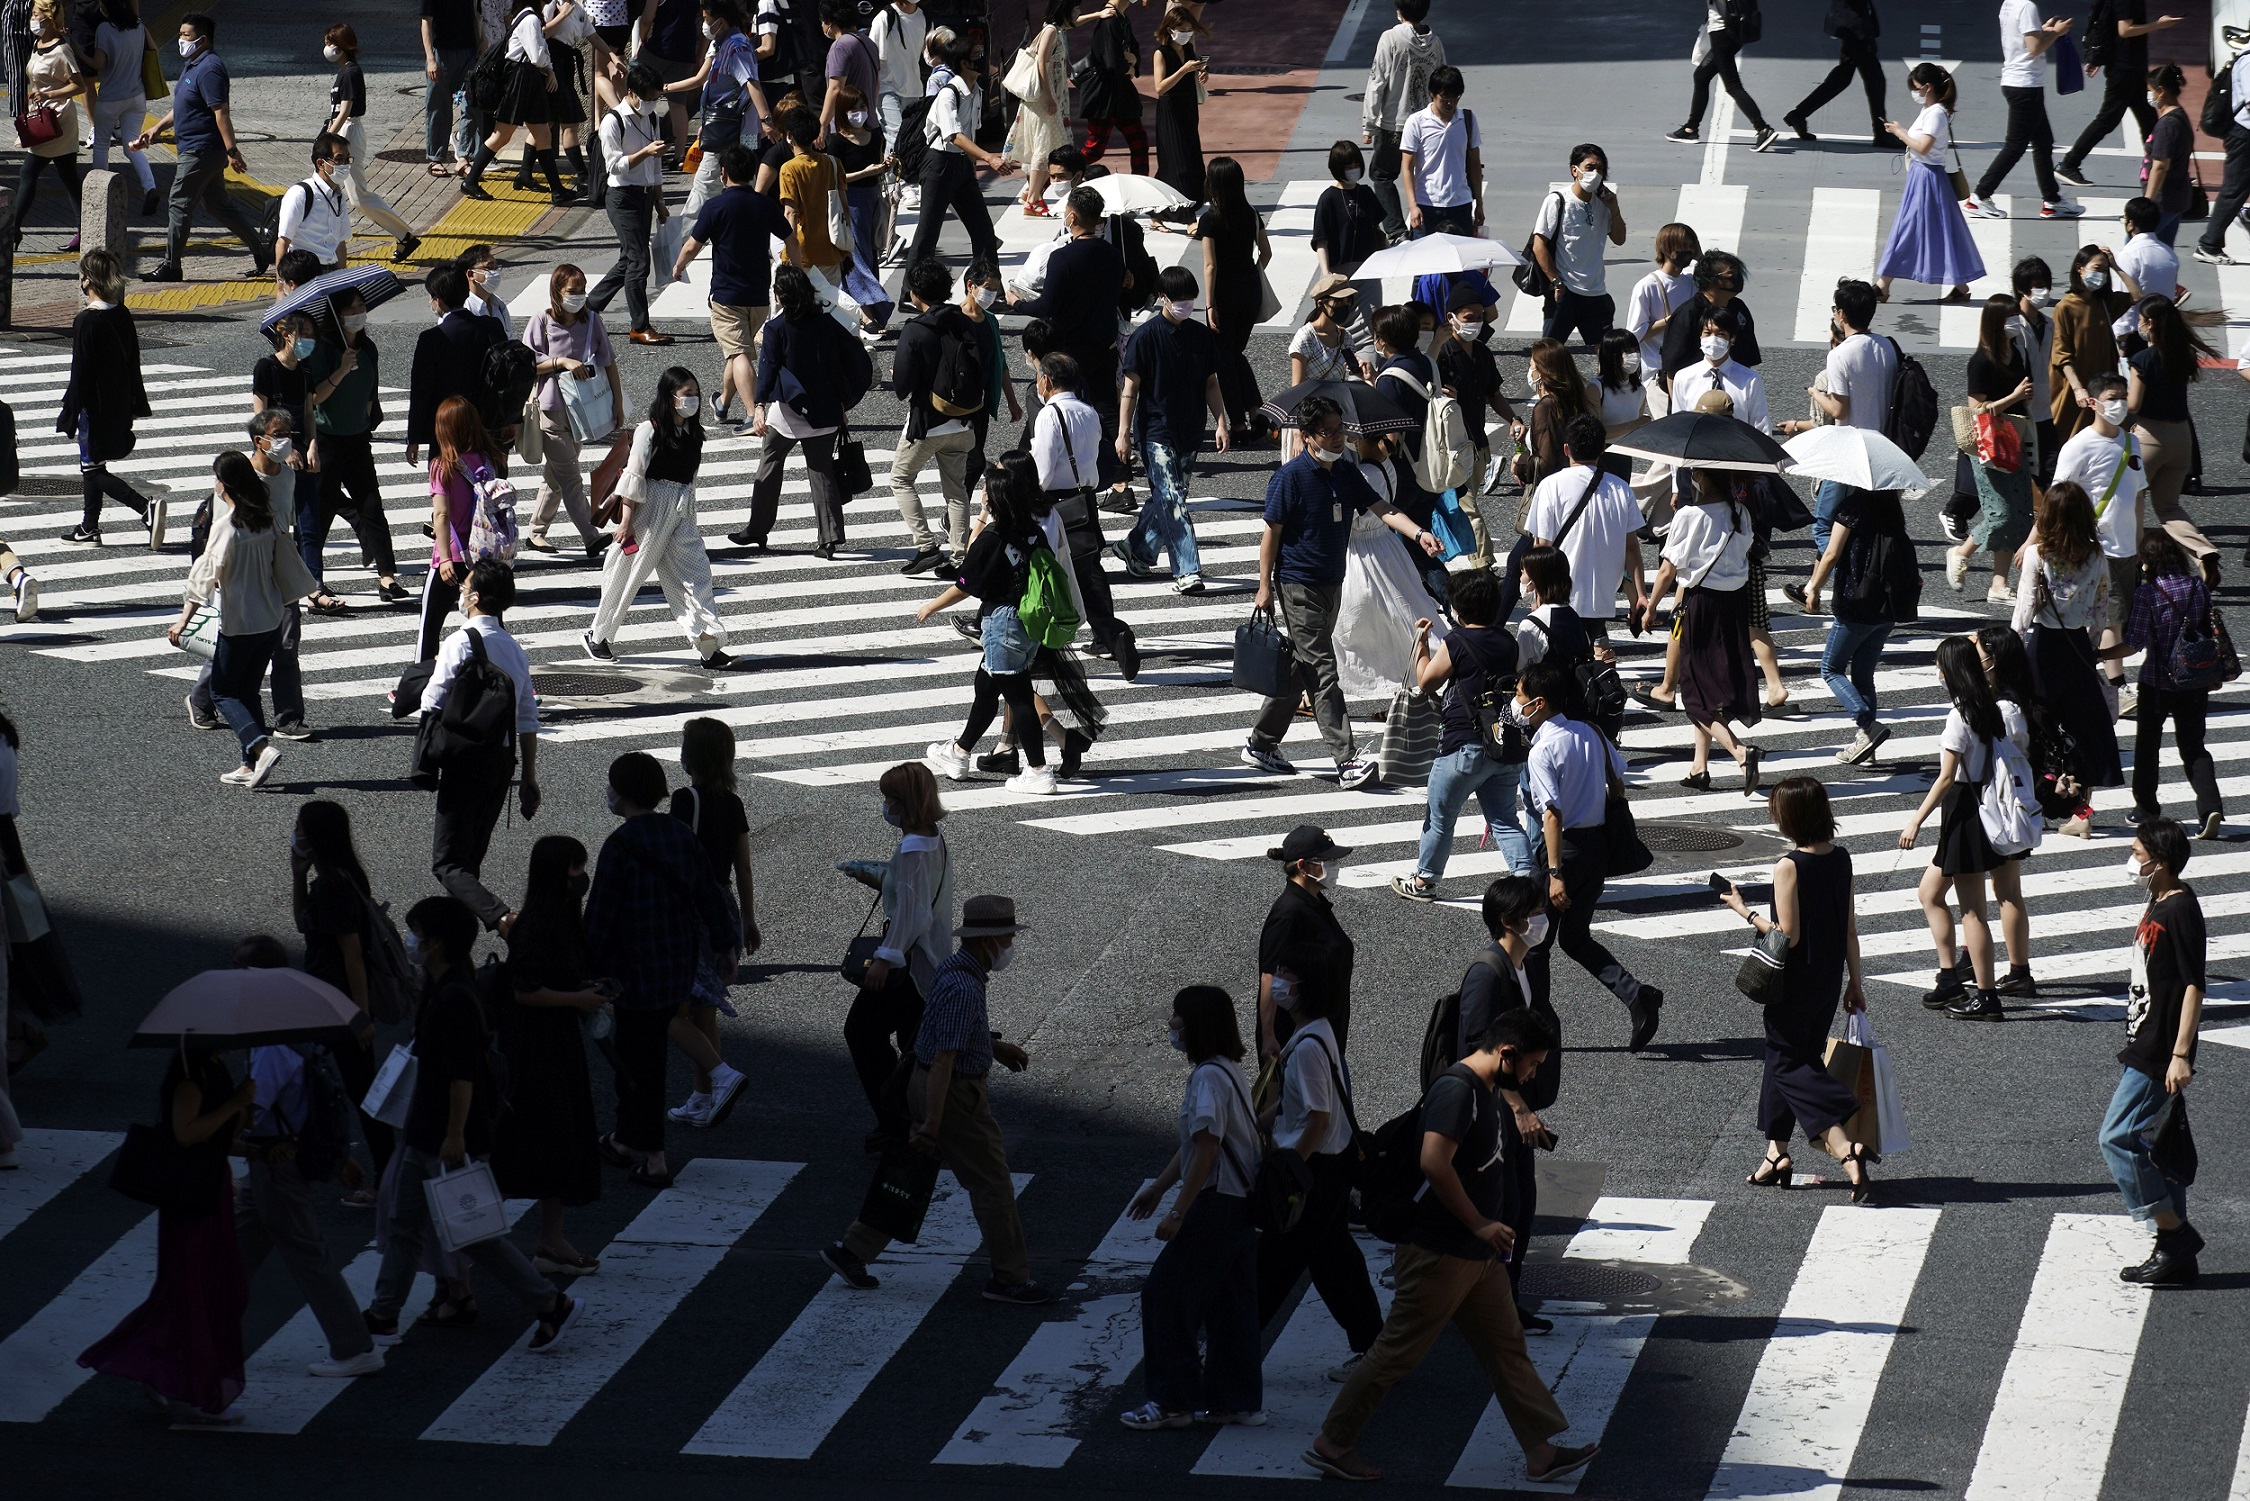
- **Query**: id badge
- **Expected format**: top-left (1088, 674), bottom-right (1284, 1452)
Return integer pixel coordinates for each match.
top-left (1332, 501), bottom-right (1344, 523)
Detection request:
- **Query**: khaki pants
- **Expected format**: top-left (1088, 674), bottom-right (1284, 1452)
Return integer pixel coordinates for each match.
top-left (1320, 1243), bottom-right (1568, 1453)
top-left (892, 428), bottom-right (975, 558)
top-left (2134, 418), bottom-right (2214, 561)
top-left (842, 1064), bottom-right (1029, 1284)
top-left (532, 408), bottom-right (600, 551)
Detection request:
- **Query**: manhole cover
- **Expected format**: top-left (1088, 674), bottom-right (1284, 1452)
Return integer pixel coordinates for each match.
top-left (378, 147), bottom-right (432, 163)
top-left (531, 671), bottom-right (641, 697)
top-left (1637, 821), bottom-right (1745, 853)
top-left (10, 474), bottom-right (81, 497)
top-left (1517, 1263), bottom-right (1665, 1300)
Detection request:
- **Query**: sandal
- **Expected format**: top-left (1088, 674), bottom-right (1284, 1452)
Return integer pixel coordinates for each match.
top-left (534, 1248), bottom-right (601, 1277)
top-left (1747, 1148), bottom-right (1792, 1188)
top-left (1631, 682), bottom-right (1677, 711)
top-left (416, 1295), bottom-right (479, 1328)
top-left (629, 1164), bottom-right (676, 1189)
top-left (1119, 1401), bottom-right (1194, 1430)
top-left (1842, 1143), bottom-right (1874, 1204)
top-left (597, 1133), bottom-right (636, 1170)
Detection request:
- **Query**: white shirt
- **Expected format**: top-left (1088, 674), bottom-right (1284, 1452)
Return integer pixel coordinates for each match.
top-left (2051, 425), bottom-right (2146, 558)
top-left (1526, 465), bottom-right (1640, 621)
top-left (1517, 603), bottom-right (1563, 670)
top-left (1275, 1019), bottom-right (1355, 1157)
top-left (1998, 0), bottom-right (2044, 88)
top-left (2113, 234), bottom-right (2178, 336)
top-left (1663, 496), bottom-right (1754, 591)
top-left (421, 614), bottom-right (541, 735)
top-left (465, 283), bottom-right (513, 338)
top-left (1824, 332), bottom-right (1897, 434)
top-left (1400, 103), bottom-right (1478, 212)
top-left (275, 174), bottom-right (350, 264)
top-left (870, 3), bottom-right (928, 99)
top-left (249, 1046), bottom-right (309, 1136)
top-left (1670, 357), bottom-right (1770, 434)
top-left (2233, 49), bottom-right (2250, 131)
top-left (599, 103), bottom-right (665, 188)
top-left (1598, 379), bottom-right (1645, 428)
top-left (1940, 700), bottom-right (2030, 780)
top-left (1180, 1058), bottom-right (1258, 1197)
top-left (506, 6), bottom-right (551, 68)
top-left (1625, 267), bottom-right (1693, 371)
top-left (1527, 714), bottom-right (1624, 832)
top-left (926, 70), bottom-right (972, 155)
top-left (1031, 393), bottom-right (1101, 493)
top-left (874, 831), bottom-right (951, 987)
top-left (1533, 186), bottom-right (1609, 297)
top-left (1906, 102), bottom-right (1951, 165)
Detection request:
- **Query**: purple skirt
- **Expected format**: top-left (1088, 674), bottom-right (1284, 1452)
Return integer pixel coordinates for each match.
top-left (78, 1193), bottom-right (248, 1417)
top-left (1877, 160), bottom-right (1986, 287)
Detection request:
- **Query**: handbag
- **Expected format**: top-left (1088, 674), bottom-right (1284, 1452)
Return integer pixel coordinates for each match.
top-left (2053, 34), bottom-right (2084, 95)
top-left (360, 1042), bottom-right (419, 1129)
top-left (516, 390), bottom-right (544, 465)
top-left (589, 427), bottom-right (637, 527)
top-left (142, 36), bottom-right (169, 99)
top-left (837, 435), bottom-right (874, 496)
top-left (839, 890), bottom-right (884, 985)
top-left (1732, 923), bottom-right (1791, 1004)
top-left (422, 1158), bottom-right (511, 1253)
top-left (1429, 487), bottom-right (1478, 561)
top-left (1601, 752), bottom-right (1652, 877)
top-left (109, 1121), bottom-right (227, 1215)
top-left (2185, 159), bottom-right (2210, 222)
top-left (559, 367), bottom-right (615, 444)
top-left (653, 212), bottom-right (686, 285)
top-left (1001, 37), bottom-right (1042, 101)
top-left (1512, 192), bottom-right (1561, 299)
top-left (1253, 267), bottom-right (1282, 325)
top-left (1858, 1011), bottom-right (1911, 1156)
top-left (1232, 610), bottom-right (1297, 699)
top-left (825, 154), bottom-right (854, 254)
top-left (2217, 612), bottom-right (2243, 683)
top-left (857, 1138), bottom-right (943, 1242)
top-left (3, 871), bottom-right (50, 944)
top-left (1373, 687), bottom-right (1442, 788)
top-left (2141, 1092), bottom-right (2197, 1186)
top-left (14, 105), bottom-right (61, 149)
top-left (1947, 141), bottom-right (1972, 203)
top-left (174, 605), bottom-right (221, 662)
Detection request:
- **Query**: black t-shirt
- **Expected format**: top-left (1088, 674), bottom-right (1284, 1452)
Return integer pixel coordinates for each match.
top-left (1831, 488), bottom-right (1907, 621)
top-left (1121, 313), bottom-right (1219, 451)
top-left (297, 873), bottom-right (365, 994)
top-left (2111, 0), bottom-right (2149, 70)
top-left (507, 917), bottom-right (591, 996)
top-left (331, 62), bottom-right (367, 118)
top-left (669, 784), bottom-right (750, 890)
top-left (253, 355), bottom-right (311, 439)
top-left (420, 0), bottom-right (477, 52)
top-left (2148, 110), bottom-right (2193, 214)
top-left (1411, 1065), bottom-right (1505, 1260)
top-left (1312, 183), bottom-right (1388, 272)
top-left (834, 126), bottom-right (885, 176)
top-left (761, 137), bottom-right (795, 176)
top-left (2129, 346), bottom-right (2192, 423)
top-left (403, 973), bottom-right (495, 1157)
top-left (1439, 626), bottom-right (1518, 756)
top-left (2121, 887), bottom-right (2204, 1078)
top-left (1259, 882), bottom-right (1356, 1048)
top-left (957, 525), bottom-right (1042, 606)
top-left (1965, 348), bottom-right (2026, 404)
top-left (1439, 336), bottom-right (1502, 432)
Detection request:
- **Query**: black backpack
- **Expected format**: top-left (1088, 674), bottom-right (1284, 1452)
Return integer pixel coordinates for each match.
top-left (1837, 526), bottom-right (1923, 625)
top-left (2082, 0), bottom-right (2117, 68)
top-left (928, 315), bottom-right (987, 419)
top-left (413, 630), bottom-right (518, 785)
top-left (1881, 336), bottom-right (1939, 459)
top-left (289, 1044), bottom-right (358, 1183)
top-left (481, 339), bottom-right (538, 421)
top-left (1361, 1064), bottom-right (1485, 1243)
top-left (1721, 0), bottom-right (1762, 47)
top-left (1419, 946), bottom-right (1505, 1091)
top-left (466, 43), bottom-right (510, 113)
top-left (2208, 58), bottom-right (2241, 137)
top-left (895, 74), bottom-right (967, 182)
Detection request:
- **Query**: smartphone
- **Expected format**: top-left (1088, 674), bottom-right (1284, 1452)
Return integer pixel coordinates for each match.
top-left (1707, 871), bottom-right (1732, 894)
top-left (1536, 1126), bottom-right (1560, 1152)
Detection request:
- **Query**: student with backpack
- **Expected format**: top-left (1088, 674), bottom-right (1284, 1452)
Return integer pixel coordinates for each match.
top-left (1898, 636), bottom-right (2039, 1022)
top-left (915, 452), bottom-right (1069, 796)
top-left (420, 558), bottom-right (544, 936)
top-left (1802, 480), bottom-right (1917, 766)
top-left (583, 367), bottom-right (734, 669)
top-left (1305, 1007), bottom-right (1592, 1486)
top-left (898, 29), bottom-right (1016, 277)
top-left (890, 257), bottom-right (986, 576)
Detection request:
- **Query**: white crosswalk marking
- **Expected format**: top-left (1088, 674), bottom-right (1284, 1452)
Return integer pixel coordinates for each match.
top-left (1963, 1215), bottom-right (2152, 1501)
top-left (683, 1171), bottom-right (1031, 1459)
top-left (1675, 184), bottom-right (1748, 259)
top-left (0, 1214), bottom-right (156, 1423)
top-left (425, 1159), bottom-right (800, 1445)
top-left (935, 1182), bottom-right (1159, 1467)
top-left (1703, 1206), bottom-right (1940, 1501)
top-left (0, 1132), bottom-right (120, 1244)
top-left (1795, 189), bottom-right (1882, 343)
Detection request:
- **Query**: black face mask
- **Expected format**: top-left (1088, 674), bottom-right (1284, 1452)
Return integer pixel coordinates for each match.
top-left (568, 871), bottom-right (590, 901)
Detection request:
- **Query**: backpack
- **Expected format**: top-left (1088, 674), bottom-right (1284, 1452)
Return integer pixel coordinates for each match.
top-left (1836, 525), bottom-right (1922, 624)
top-left (419, 629), bottom-right (520, 774)
top-left (0, 397), bottom-right (17, 494)
top-left (1721, 0), bottom-right (1762, 47)
top-left (1361, 1063), bottom-right (1484, 1243)
top-left (1017, 539), bottom-right (1081, 648)
top-left (353, 885), bottom-right (417, 1025)
top-left (2081, 0), bottom-right (2117, 67)
top-left (465, 42), bottom-right (510, 113)
top-left (289, 1044), bottom-right (357, 1183)
top-left (1420, 946), bottom-right (1504, 1091)
top-left (464, 457), bottom-right (520, 563)
top-left (928, 314), bottom-right (987, 418)
top-left (481, 338), bottom-right (538, 421)
top-left (258, 181), bottom-right (309, 254)
top-left (896, 73), bottom-right (966, 182)
top-left (2168, 598), bottom-right (2229, 690)
top-left (1523, 609), bottom-right (1623, 733)
top-left (1450, 628), bottom-right (1525, 762)
top-left (1386, 369), bottom-right (1474, 493)
top-left (2206, 56), bottom-right (2242, 137)
top-left (1880, 336), bottom-right (1939, 459)
top-left (1975, 733), bottom-right (2043, 857)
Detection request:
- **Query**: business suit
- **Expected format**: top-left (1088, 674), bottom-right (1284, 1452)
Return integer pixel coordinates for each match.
top-left (406, 308), bottom-right (508, 451)
top-left (1016, 232), bottom-right (1130, 491)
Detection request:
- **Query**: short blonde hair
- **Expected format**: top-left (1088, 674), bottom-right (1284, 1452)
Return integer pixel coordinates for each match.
top-left (679, 717), bottom-right (737, 791)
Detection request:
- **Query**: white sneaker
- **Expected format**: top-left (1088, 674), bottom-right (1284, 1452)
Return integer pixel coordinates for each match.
top-left (308, 1348), bottom-right (386, 1378)
top-left (1337, 757), bottom-right (1380, 791)
top-left (925, 740), bottom-right (974, 779)
top-left (1006, 764), bottom-right (1059, 795)
top-left (220, 764), bottom-right (256, 786)
top-left (1945, 546), bottom-right (1969, 591)
top-left (2040, 198), bottom-right (2087, 219)
top-left (667, 1091), bottom-right (714, 1124)
top-left (902, 185), bottom-right (922, 212)
top-left (1240, 742), bottom-right (1295, 775)
top-left (146, 496), bottom-right (167, 551)
top-left (1964, 196), bottom-right (2008, 220)
top-left (1325, 1352), bottom-right (1365, 1383)
top-left (2116, 687), bottom-right (2140, 720)
top-left (11, 571), bottom-right (36, 622)
top-left (1986, 575), bottom-right (2015, 604)
top-left (244, 740), bottom-right (281, 788)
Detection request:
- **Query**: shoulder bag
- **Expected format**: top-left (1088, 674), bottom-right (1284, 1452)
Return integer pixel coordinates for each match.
top-left (1600, 740), bottom-right (1653, 877)
top-left (1513, 191), bottom-right (1563, 299)
top-left (110, 1120), bottom-right (227, 1215)
top-left (840, 889), bottom-right (884, 985)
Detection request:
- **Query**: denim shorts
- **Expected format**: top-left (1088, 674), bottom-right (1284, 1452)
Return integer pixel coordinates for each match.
top-left (981, 604), bottom-right (1036, 675)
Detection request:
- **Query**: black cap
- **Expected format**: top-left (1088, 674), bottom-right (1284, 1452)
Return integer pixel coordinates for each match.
top-left (1267, 824), bottom-right (1351, 865)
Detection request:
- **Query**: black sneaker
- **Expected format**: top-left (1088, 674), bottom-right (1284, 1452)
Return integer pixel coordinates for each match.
top-left (1627, 989), bottom-right (1663, 1051)
top-left (951, 617), bottom-right (982, 643)
top-left (1783, 111), bottom-right (1814, 142)
top-left (1517, 1305), bottom-right (1555, 1335)
top-left (378, 579), bottom-right (414, 603)
top-left (700, 648), bottom-right (737, 670)
top-left (1113, 628), bottom-right (1142, 683)
top-left (1783, 581), bottom-right (1819, 613)
top-left (61, 525), bottom-right (101, 545)
top-left (270, 720), bottom-right (315, 742)
top-left (581, 632), bottom-right (615, 662)
top-left (1921, 971), bottom-right (1967, 1009)
top-left (142, 260), bottom-right (183, 282)
top-left (982, 1277), bottom-right (1056, 1306)
top-left (1664, 125), bottom-right (1699, 143)
top-left (2053, 163), bottom-right (2092, 188)
top-left (1944, 989), bottom-right (2005, 1022)
top-left (900, 547), bottom-right (944, 576)
top-left (821, 1243), bottom-right (879, 1290)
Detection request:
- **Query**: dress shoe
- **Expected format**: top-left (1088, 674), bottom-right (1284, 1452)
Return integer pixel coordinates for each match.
top-left (1627, 989), bottom-right (1663, 1051)
top-left (629, 329), bottom-right (675, 346)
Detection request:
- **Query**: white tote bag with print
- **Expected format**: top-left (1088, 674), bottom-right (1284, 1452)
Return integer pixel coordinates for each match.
top-left (423, 1158), bottom-right (511, 1253)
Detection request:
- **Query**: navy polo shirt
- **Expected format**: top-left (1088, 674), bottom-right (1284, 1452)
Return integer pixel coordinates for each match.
top-left (691, 186), bottom-right (792, 308)
top-left (1263, 451), bottom-right (1381, 587)
top-left (174, 51), bottom-right (229, 157)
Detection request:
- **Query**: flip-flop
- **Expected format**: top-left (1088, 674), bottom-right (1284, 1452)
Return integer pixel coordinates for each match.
top-left (596, 1133), bottom-right (635, 1170)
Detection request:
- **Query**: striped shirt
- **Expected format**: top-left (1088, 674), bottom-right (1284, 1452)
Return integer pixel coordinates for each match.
top-left (914, 947), bottom-right (994, 1076)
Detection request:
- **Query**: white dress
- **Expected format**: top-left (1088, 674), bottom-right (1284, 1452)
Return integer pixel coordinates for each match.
top-left (1333, 460), bottom-right (1448, 700)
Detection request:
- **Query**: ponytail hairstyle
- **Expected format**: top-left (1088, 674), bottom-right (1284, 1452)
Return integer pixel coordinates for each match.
top-left (1907, 61), bottom-right (1957, 113)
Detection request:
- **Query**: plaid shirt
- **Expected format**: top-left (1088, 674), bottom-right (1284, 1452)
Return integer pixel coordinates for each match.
top-left (914, 947), bottom-right (994, 1076)
top-left (2123, 573), bottom-right (2211, 692)
top-left (584, 813), bottom-right (736, 1010)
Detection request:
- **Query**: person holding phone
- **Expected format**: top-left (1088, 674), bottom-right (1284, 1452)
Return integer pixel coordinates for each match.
top-left (1716, 776), bottom-right (1873, 1202)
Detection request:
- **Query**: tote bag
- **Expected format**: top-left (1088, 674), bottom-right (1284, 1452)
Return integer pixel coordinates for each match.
top-left (175, 604), bottom-right (221, 661)
top-left (1855, 1011), bottom-right (1911, 1155)
top-left (423, 1158), bottom-right (511, 1253)
top-left (559, 367), bottom-right (616, 444)
top-left (360, 1042), bottom-right (418, 1129)
top-left (1373, 687), bottom-right (1441, 787)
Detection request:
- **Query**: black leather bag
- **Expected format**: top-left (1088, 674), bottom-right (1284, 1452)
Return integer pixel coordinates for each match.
top-left (1512, 192), bottom-right (1560, 299)
top-left (1602, 753), bottom-right (1653, 877)
top-left (109, 1122), bottom-right (225, 1215)
top-left (1733, 925), bottom-right (1791, 1004)
top-left (840, 891), bottom-right (884, 986)
top-left (1233, 610), bottom-right (1297, 698)
top-left (836, 436), bottom-right (874, 496)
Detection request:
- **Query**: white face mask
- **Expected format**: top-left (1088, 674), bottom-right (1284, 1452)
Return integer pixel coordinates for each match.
top-left (1043, 182), bottom-right (1069, 207)
top-left (1700, 334), bottom-right (1731, 362)
top-left (2148, 91), bottom-right (2161, 109)
top-left (341, 312), bottom-right (367, 333)
top-left (675, 394), bottom-right (701, 417)
top-left (605, 785), bottom-right (623, 815)
top-left (1342, 167), bottom-right (1362, 184)
top-left (1167, 1022), bottom-right (1187, 1052)
top-left (1454, 316), bottom-right (1484, 340)
top-left (848, 109), bottom-right (870, 126)
top-left (1621, 350), bottom-right (1641, 373)
top-left (1269, 972), bottom-right (1295, 1011)
top-left (265, 436), bottom-right (294, 463)
top-left (1520, 913), bottom-right (1551, 947)
top-left (704, 20), bottom-right (720, 38)
top-left (1166, 298), bottom-right (1195, 320)
top-left (561, 291), bottom-right (588, 312)
top-left (974, 285), bottom-right (998, 309)
top-left (1171, 28), bottom-right (1194, 43)
top-left (2083, 269), bottom-right (2109, 291)
top-left (403, 931), bottom-right (426, 969)
top-left (323, 44), bottom-right (341, 62)
top-left (2099, 398), bottom-right (2129, 427)
top-left (2123, 849), bottom-right (2154, 887)
top-left (1576, 168), bottom-right (1603, 194)
top-left (1308, 440), bottom-right (1344, 465)
top-left (988, 942), bottom-right (1016, 972)
top-left (2027, 286), bottom-right (2054, 308)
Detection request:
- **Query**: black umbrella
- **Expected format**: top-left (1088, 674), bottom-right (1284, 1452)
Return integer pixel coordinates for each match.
top-left (1607, 411), bottom-right (1794, 474)
top-left (1257, 378), bottom-right (1418, 438)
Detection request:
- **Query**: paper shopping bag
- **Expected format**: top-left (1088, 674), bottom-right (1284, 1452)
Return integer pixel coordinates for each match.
top-left (360, 1042), bottom-right (418, 1130)
top-left (423, 1159), bottom-right (510, 1254)
top-left (856, 1140), bottom-right (941, 1244)
top-left (1819, 1026), bottom-right (1880, 1160)
top-left (1858, 1012), bottom-right (1911, 1156)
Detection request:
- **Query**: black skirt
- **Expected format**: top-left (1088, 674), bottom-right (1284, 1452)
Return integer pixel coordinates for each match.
top-left (496, 58), bottom-right (554, 127)
top-left (489, 1004), bottom-right (601, 1205)
top-left (549, 42), bottom-right (586, 126)
top-left (1677, 584), bottom-right (1761, 731)
top-left (1933, 779), bottom-right (2004, 876)
top-left (2029, 622), bottom-right (2124, 786)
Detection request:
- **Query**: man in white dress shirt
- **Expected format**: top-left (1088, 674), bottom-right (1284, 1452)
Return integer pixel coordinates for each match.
top-left (1524, 414), bottom-right (1644, 658)
top-left (271, 132), bottom-right (353, 283)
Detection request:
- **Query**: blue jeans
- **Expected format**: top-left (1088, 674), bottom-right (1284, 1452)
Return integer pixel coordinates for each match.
top-left (1123, 439), bottom-right (1200, 578)
top-left (1812, 480), bottom-right (1853, 558)
top-left (2099, 1067), bottom-right (2186, 1224)
top-left (195, 605), bottom-right (302, 730)
top-left (1415, 746), bottom-right (1532, 883)
top-left (425, 48), bottom-right (476, 162)
top-left (210, 623), bottom-right (285, 760)
top-left (1820, 617), bottom-right (1891, 729)
top-left (980, 603), bottom-right (1037, 675)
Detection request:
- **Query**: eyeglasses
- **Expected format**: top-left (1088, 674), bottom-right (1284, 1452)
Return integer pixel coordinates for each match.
top-left (1307, 424), bottom-right (1345, 443)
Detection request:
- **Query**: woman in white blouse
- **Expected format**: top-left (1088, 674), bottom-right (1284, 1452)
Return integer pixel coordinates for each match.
top-left (1874, 62), bottom-right (1981, 305)
top-left (843, 762), bottom-right (954, 1145)
top-left (1283, 282), bottom-right (1372, 461)
top-left (522, 262), bottom-right (624, 557)
top-left (2012, 479), bottom-right (2121, 833)
top-left (1650, 468), bottom-right (1762, 793)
